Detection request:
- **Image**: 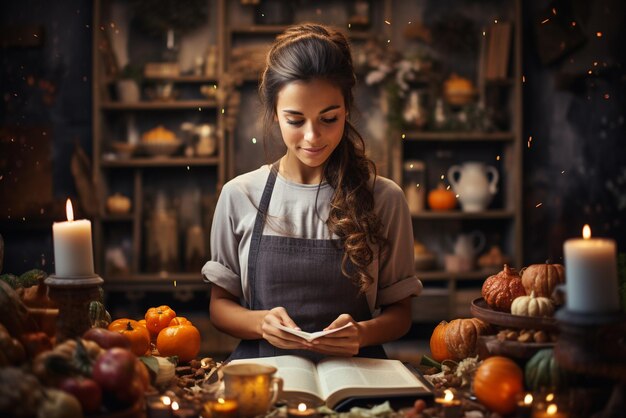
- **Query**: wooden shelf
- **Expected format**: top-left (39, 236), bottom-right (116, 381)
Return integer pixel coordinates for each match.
top-left (411, 210), bottom-right (515, 220)
top-left (229, 25), bottom-right (287, 35)
top-left (229, 25), bottom-right (372, 40)
top-left (100, 214), bottom-right (134, 222)
top-left (100, 157), bottom-right (220, 168)
top-left (103, 273), bottom-right (207, 291)
top-left (143, 76), bottom-right (218, 83)
top-left (100, 101), bottom-right (218, 110)
top-left (401, 131), bottom-right (514, 142)
top-left (416, 270), bottom-right (495, 282)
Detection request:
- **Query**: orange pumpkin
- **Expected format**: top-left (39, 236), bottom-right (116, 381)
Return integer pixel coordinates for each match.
top-left (107, 319), bottom-right (151, 356)
top-left (145, 305), bottom-right (177, 336)
top-left (520, 262), bottom-right (565, 299)
top-left (481, 264), bottom-right (526, 312)
top-left (427, 183), bottom-right (457, 211)
top-left (429, 321), bottom-right (453, 362)
top-left (156, 324), bottom-right (201, 363)
top-left (444, 318), bottom-right (489, 360)
top-left (169, 316), bottom-right (192, 326)
top-left (473, 356), bottom-right (524, 415)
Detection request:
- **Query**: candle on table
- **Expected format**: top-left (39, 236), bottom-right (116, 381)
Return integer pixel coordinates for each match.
top-left (287, 402), bottom-right (318, 418)
top-left (516, 392), bottom-right (534, 418)
top-left (434, 389), bottom-right (462, 418)
top-left (203, 397), bottom-right (239, 418)
top-left (563, 225), bottom-right (619, 313)
top-left (532, 403), bottom-right (567, 418)
top-left (147, 395), bottom-right (173, 418)
top-left (52, 199), bottom-right (95, 277)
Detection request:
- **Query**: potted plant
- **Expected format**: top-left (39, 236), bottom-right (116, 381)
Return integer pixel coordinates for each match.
top-left (116, 64), bottom-right (143, 103)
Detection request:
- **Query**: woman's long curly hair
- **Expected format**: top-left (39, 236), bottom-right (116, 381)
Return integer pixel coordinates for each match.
top-left (259, 23), bottom-right (388, 292)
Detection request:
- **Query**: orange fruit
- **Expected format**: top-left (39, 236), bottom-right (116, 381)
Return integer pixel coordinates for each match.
top-left (145, 305), bottom-right (176, 336)
top-left (156, 324), bottom-right (201, 363)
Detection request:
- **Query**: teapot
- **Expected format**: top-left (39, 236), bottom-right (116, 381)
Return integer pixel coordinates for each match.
top-left (452, 231), bottom-right (486, 260)
top-left (448, 162), bottom-right (499, 212)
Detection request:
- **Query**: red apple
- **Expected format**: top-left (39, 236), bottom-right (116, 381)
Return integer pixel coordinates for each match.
top-left (83, 327), bottom-right (131, 350)
top-left (59, 376), bottom-right (102, 414)
top-left (92, 347), bottom-right (136, 392)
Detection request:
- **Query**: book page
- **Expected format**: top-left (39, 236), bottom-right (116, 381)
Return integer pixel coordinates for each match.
top-left (316, 357), bottom-right (429, 407)
top-left (228, 355), bottom-right (323, 401)
top-left (275, 323), bottom-right (352, 342)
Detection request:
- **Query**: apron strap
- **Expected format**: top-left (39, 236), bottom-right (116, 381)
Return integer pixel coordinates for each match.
top-left (247, 161), bottom-right (280, 309)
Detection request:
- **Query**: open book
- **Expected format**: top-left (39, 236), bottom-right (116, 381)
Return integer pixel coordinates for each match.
top-left (228, 355), bottom-right (432, 410)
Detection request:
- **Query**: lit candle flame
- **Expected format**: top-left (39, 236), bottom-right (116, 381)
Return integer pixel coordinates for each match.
top-left (218, 398), bottom-right (225, 404)
top-left (582, 224), bottom-right (591, 240)
top-left (444, 389), bottom-right (454, 402)
top-left (65, 199), bottom-right (74, 222)
top-left (545, 393), bottom-right (555, 402)
top-left (298, 403), bottom-right (307, 412)
top-left (171, 401), bottom-right (180, 411)
top-left (547, 404), bottom-right (558, 414)
top-left (524, 394), bottom-right (533, 405)
top-left (161, 396), bottom-right (171, 406)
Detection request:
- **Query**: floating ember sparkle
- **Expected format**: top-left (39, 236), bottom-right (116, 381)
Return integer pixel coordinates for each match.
top-left (384, 20), bottom-right (391, 25)
top-left (542, 18), bottom-right (550, 24)
top-left (536, 203), bottom-right (542, 208)
top-left (596, 32), bottom-right (603, 37)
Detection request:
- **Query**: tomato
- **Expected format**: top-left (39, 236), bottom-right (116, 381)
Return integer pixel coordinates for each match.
top-left (59, 376), bottom-right (103, 414)
top-left (92, 348), bottom-right (137, 393)
top-left (83, 327), bottom-right (132, 350)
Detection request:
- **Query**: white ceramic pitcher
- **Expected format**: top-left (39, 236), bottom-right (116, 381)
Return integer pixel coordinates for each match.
top-left (453, 231), bottom-right (486, 260)
top-left (447, 162), bottom-right (499, 212)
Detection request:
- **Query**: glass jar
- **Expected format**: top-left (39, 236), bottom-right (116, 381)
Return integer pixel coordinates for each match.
top-left (403, 160), bottom-right (426, 215)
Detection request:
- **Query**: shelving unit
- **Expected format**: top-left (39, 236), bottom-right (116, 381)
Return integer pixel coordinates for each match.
top-left (90, 0), bottom-right (522, 354)
top-left (92, 0), bottom-right (227, 289)
top-left (388, 0), bottom-right (523, 321)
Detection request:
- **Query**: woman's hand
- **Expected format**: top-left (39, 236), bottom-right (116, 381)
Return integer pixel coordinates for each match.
top-left (260, 307), bottom-right (310, 350)
top-left (308, 314), bottom-right (362, 356)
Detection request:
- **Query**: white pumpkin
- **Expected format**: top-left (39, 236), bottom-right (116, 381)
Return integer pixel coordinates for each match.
top-left (510, 291), bottom-right (554, 317)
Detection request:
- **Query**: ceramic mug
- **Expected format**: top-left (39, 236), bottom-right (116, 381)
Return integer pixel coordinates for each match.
top-left (222, 363), bottom-right (283, 418)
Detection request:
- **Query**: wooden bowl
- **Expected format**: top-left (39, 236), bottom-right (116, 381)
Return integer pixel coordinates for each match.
top-left (470, 297), bottom-right (558, 332)
top-left (478, 335), bottom-right (554, 360)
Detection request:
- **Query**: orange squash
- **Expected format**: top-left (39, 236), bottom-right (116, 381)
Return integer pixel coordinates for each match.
top-left (520, 262), bottom-right (565, 299)
top-left (427, 183), bottom-right (457, 211)
top-left (156, 324), bottom-right (201, 363)
top-left (107, 319), bottom-right (151, 356)
top-left (429, 321), bottom-right (453, 362)
top-left (169, 316), bottom-right (192, 326)
top-left (145, 305), bottom-right (177, 336)
top-left (444, 318), bottom-right (489, 359)
top-left (473, 356), bottom-right (524, 415)
top-left (482, 264), bottom-right (526, 312)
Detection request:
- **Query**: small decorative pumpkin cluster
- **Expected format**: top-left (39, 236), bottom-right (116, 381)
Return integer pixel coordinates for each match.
top-left (429, 318), bottom-right (490, 362)
top-left (481, 262), bottom-right (565, 316)
top-left (107, 305), bottom-right (201, 363)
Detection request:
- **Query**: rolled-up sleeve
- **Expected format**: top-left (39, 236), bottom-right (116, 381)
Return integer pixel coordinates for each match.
top-left (201, 183), bottom-right (244, 298)
top-left (373, 178), bottom-right (423, 308)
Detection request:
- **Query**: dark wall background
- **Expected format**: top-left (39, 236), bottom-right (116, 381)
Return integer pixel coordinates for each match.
top-left (1, 0), bottom-right (625, 275)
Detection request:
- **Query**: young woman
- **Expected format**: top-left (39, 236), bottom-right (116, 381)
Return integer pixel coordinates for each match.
top-left (202, 23), bottom-right (421, 361)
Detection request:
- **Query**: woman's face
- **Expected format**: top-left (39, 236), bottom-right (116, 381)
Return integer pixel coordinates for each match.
top-left (275, 78), bottom-right (346, 184)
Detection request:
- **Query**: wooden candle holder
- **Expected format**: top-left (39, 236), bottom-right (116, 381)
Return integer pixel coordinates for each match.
top-left (44, 275), bottom-right (104, 342)
top-left (555, 309), bottom-right (626, 418)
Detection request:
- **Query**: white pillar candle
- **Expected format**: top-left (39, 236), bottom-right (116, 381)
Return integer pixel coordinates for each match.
top-left (563, 224), bottom-right (619, 313)
top-left (52, 199), bottom-right (95, 277)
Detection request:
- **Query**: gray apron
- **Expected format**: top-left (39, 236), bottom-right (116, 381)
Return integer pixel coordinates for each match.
top-left (229, 163), bottom-right (387, 361)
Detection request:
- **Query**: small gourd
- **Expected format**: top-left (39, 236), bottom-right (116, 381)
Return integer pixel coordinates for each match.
top-left (427, 183), bottom-right (457, 211)
top-left (444, 317), bottom-right (489, 360)
top-left (511, 291), bottom-right (554, 317)
top-left (429, 320), bottom-right (453, 362)
top-left (482, 264), bottom-right (526, 312)
top-left (525, 348), bottom-right (566, 391)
